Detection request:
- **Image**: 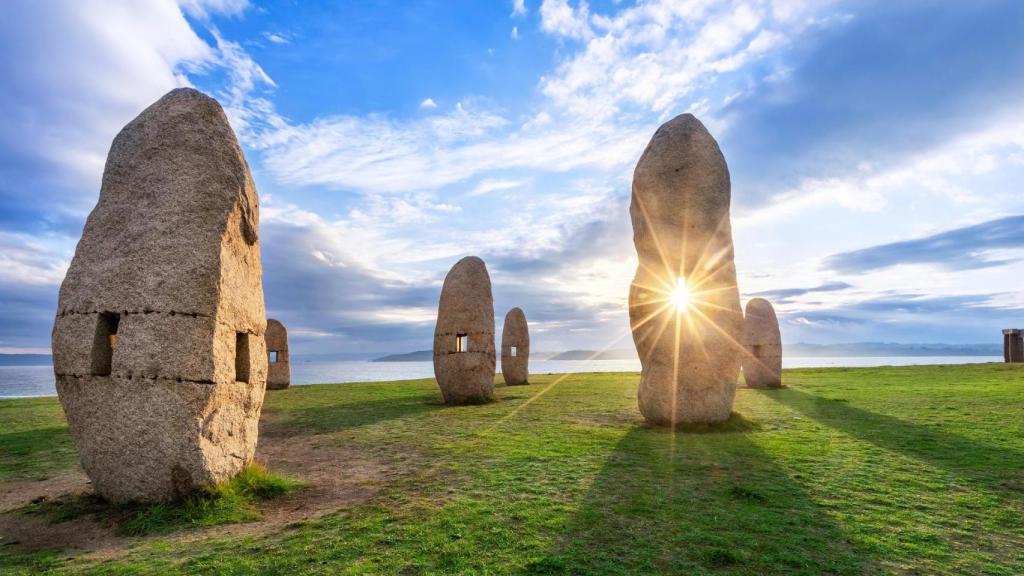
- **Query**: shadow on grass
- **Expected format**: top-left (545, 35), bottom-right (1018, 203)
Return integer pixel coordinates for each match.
top-left (262, 394), bottom-right (447, 436)
top-left (528, 426), bottom-right (874, 575)
top-left (0, 427), bottom-right (77, 480)
top-left (766, 389), bottom-right (1024, 497)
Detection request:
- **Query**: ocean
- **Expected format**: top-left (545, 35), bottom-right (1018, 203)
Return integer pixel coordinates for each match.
top-left (0, 356), bottom-right (1003, 399)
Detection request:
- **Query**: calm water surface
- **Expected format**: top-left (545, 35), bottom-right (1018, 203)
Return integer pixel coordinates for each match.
top-left (0, 356), bottom-right (1002, 399)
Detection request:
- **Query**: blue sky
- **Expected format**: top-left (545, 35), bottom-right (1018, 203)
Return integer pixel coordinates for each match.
top-left (2, 0), bottom-right (1024, 355)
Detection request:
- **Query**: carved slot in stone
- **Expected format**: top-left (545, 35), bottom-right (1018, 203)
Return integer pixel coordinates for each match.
top-left (91, 312), bottom-right (120, 376)
top-left (456, 333), bottom-right (468, 353)
top-left (235, 332), bottom-right (250, 383)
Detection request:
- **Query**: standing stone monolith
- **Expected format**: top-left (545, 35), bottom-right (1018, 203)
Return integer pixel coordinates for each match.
top-left (51, 88), bottom-right (267, 503)
top-left (628, 113), bottom-right (743, 426)
top-left (1003, 329), bottom-right (1023, 363)
top-left (501, 307), bottom-right (529, 385)
top-left (266, 319), bottom-right (291, 390)
top-left (742, 298), bottom-right (782, 388)
top-left (433, 257), bottom-right (496, 404)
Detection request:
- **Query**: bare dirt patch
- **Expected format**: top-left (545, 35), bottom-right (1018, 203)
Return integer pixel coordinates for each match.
top-left (0, 431), bottom-right (398, 559)
top-left (0, 472), bottom-right (89, 514)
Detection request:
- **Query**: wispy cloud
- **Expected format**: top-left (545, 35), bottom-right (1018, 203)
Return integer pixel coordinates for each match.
top-left (750, 281), bottom-right (853, 304)
top-left (262, 31), bottom-right (289, 44)
top-left (468, 179), bottom-right (526, 197)
top-left (825, 216), bottom-right (1024, 274)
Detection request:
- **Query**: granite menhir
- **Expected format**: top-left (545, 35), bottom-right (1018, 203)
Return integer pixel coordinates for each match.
top-left (433, 257), bottom-right (496, 404)
top-left (500, 307), bottom-right (529, 385)
top-left (628, 114), bottom-right (743, 426)
top-left (742, 298), bottom-right (782, 388)
top-left (265, 319), bottom-right (291, 390)
top-left (51, 88), bottom-right (267, 502)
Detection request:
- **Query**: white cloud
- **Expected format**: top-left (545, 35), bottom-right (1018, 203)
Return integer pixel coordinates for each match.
top-left (511, 0), bottom-right (527, 17)
top-left (419, 97), bottom-right (438, 109)
top-left (539, 0), bottom-right (594, 40)
top-left (263, 31), bottom-right (289, 44)
top-left (178, 0), bottom-right (249, 20)
top-left (257, 102), bottom-right (646, 193)
top-left (0, 232), bottom-right (69, 287)
top-left (0, 0), bottom-right (219, 190)
top-left (736, 106), bottom-right (1024, 226)
top-left (469, 179), bottom-right (526, 196)
top-left (511, 26), bottom-right (520, 40)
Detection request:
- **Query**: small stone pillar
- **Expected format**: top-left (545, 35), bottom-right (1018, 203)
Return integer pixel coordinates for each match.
top-left (501, 307), bottom-right (529, 385)
top-left (742, 298), bottom-right (782, 388)
top-left (432, 256), bottom-right (496, 404)
top-left (1003, 329), bottom-right (1023, 363)
top-left (265, 319), bottom-right (290, 390)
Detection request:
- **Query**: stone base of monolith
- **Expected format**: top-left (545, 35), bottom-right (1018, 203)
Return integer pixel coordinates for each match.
top-left (632, 318), bottom-right (740, 426)
top-left (55, 375), bottom-right (263, 503)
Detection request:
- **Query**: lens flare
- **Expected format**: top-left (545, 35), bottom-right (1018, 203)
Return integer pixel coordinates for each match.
top-left (671, 277), bottom-right (690, 311)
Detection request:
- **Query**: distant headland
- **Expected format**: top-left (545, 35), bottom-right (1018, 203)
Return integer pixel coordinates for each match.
top-left (369, 342), bottom-right (1001, 362)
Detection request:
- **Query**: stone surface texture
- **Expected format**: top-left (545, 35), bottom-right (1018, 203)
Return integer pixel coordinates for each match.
top-left (265, 319), bottom-right (291, 390)
top-left (51, 88), bottom-right (267, 503)
top-left (741, 298), bottom-right (782, 388)
top-left (433, 257), bottom-right (496, 404)
top-left (500, 307), bottom-right (530, 385)
top-left (628, 113), bottom-right (743, 426)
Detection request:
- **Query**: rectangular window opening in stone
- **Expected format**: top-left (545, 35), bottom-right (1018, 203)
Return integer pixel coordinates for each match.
top-left (90, 312), bottom-right (120, 376)
top-left (456, 333), bottom-right (468, 353)
top-left (268, 350), bottom-right (278, 363)
top-left (752, 344), bottom-right (763, 359)
top-left (235, 332), bottom-right (250, 383)
top-left (510, 346), bottom-right (518, 357)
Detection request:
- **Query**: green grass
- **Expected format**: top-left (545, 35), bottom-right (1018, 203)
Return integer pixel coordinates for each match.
top-left (2, 363), bottom-right (1024, 574)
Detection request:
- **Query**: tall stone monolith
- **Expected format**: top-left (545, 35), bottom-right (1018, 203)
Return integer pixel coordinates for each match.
top-left (433, 257), bottom-right (496, 404)
top-left (742, 298), bottom-right (782, 388)
top-left (628, 114), bottom-right (743, 426)
top-left (266, 319), bottom-right (291, 390)
top-left (501, 307), bottom-right (529, 385)
top-left (51, 88), bottom-right (267, 503)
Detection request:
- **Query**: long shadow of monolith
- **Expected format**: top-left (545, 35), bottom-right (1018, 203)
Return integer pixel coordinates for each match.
top-left (765, 389), bottom-right (1024, 499)
top-left (261, 390), bottom-right (444, 436)
top-left (526, 418), bottom-right (877, 575)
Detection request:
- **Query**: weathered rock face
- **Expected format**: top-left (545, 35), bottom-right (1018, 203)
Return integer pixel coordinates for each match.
top-left (51, 88), bottom-right (267, 503)
top-left (265, 319), bottom-right (290, 390)
top-left (500, 308), bottom-right (529, 385)
top-left (628, 114), bottom-right (744, 426)
top-left (433, 257), bottom-right (495, 404)
top-left (742, 298), bottom-right (782, 388)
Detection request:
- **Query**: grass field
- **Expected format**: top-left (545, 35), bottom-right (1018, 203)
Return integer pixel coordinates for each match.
top-left (2, 363), bottom-right (1024, 574)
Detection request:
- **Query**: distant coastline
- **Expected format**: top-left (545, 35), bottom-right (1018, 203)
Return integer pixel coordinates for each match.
top-left (0, 354), bottom-right (52, 367)
top-left (369, 342), bottom-right (1003, 362)
top-left (0, 341), bottom-right (1004, 368)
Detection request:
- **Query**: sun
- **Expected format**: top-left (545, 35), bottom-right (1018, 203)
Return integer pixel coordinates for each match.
top-left (670, 277), bottom-right (690, 311)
